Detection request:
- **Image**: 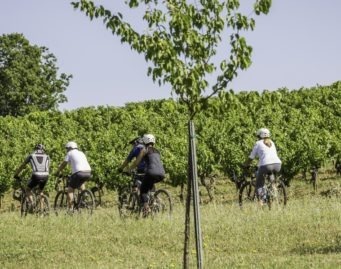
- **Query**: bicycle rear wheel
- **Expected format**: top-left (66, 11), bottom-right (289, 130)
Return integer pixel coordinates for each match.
top-left (21, 197), bottom-right (30, 217)
top-left (78, 189), bottom-right (95, 214)
top-left (267, 179), bottom-right (287, 209)
top-left (36, 194), bottom-right (50, 217)
top-left (238, 181), bottom-right (256, 209)
top-left (151, 189), bottom-right (172, 217)
top-left (54, 191), bottom-right (68, 215)
top-left (20, 192), bottom-right (36, 217)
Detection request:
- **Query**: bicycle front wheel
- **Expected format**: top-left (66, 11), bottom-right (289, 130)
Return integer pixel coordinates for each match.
top-left (91, 186), bottom-right (102, 207)
top-left (151, 189), bottom-right (172, 217)
top-left (238, 181), bottom-right (256, 209)
top-left (78, 189), bottom-right (95, 214)
top-left (54, 191), bottom-right (68, 215)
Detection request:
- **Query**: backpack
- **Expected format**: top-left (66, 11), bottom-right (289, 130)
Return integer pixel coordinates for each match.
top-left (144, 147), bottom-right (165, 180)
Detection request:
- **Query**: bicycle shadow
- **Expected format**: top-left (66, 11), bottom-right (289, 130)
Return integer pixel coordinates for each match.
top-left (291, 244), bottom-right (341, 255)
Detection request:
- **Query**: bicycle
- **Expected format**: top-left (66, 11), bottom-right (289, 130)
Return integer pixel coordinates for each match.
top-left (118, 172), bottom-right (172, 218)
top-left (231, 166), bottom-right (257, 191)
top-left (53, 175), bottom-right (95, 215)
top-left (239, 169), bottom-right (287, 210)
top-left (90, 181), bottom-right (105, 207)
top-left (13, 177), bottom-right (50, 217)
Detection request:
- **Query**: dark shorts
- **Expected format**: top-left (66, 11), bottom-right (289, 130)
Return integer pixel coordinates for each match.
top-left (27, 174), bottom-right (49, 190)
top-left (69, 171), bottom-right (91, 189)
top-left (140, 174), bottom-right (164, 203)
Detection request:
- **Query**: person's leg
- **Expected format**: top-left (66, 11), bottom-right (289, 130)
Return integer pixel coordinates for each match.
top-left (140, 177), bottom-right (154, 214)
top-left (39, 177), bottom-right (47, 208)
top-left (67, 186), bottom-right (74, 209)
top-left (68, 174), bottom-right (80, 209)
top-left (27, 177), bottom-right (38, 206)
top-left (256, 166), bottom-right (267, 200)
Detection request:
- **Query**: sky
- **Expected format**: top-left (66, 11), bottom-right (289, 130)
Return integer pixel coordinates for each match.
top-left (1, 0), bottom-right (341, 111)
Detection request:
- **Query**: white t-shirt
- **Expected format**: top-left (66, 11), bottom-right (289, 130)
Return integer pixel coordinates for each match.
top-left (65, 149), bottom-right (91, 174)
top-left (249, 139), bottom-right (281, 167)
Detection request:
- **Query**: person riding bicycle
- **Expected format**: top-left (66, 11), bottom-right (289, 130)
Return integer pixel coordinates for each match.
top-left (128, 134), bottom-right (165, 215)
top-left (14, 144), bottom-right (50, 207)
top-left (55, 141), bottom-right (92, 209)
top-left (118, 136), bottom-right (146, 190)
top-left (244, 128), bottom-right (281, 204)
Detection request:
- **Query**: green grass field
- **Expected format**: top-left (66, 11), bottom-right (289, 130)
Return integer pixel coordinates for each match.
top-left (0, 177), bottom-right (340, 269)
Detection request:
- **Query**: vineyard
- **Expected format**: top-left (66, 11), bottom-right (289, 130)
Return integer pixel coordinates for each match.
top-left (0, 82), bottom-right (341, 268)
top-left (0, 82), bottom-right (340, 197)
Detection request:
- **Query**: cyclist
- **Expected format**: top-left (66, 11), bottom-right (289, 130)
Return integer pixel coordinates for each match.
top-left (128, 134), bottom-right (165, 215)
top-left (14, 144), bottom-right (50, 207)
top-left (244, 128), bottom-right (281, 204)
top-left (118, 136), bottom-right (145, 173)
top-left (118, 136), bottom-right (146, 190)
top-left (55, 141), bottom-right (92, 209)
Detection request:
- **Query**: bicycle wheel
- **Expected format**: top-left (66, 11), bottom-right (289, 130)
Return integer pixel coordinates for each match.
top-left (118, 187), bottom-right (140, 218)
top-left (91, 186), bottom-right (102, 207)
top-left (77, 189), bottom-right (95, 214)
top-left (20, 192), bottom-right (36, 217)
top-left (36, 194), bottom-right (50, 217)
top-left (238, 181), bottom-right (256, 209)
top-left (267, 179), bottom-right (287, 209)
top-left (151, 189), bottom-right (172, 217)
top-left (20, 196), bottom-right (30, 217)
top-left (54, 191), bottom-right (68, 215)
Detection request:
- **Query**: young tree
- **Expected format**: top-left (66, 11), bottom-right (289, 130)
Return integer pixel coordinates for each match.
top-left (72, 0), bottom-right (271, 267)
top-left (0, 33), bottom-right (72, 116)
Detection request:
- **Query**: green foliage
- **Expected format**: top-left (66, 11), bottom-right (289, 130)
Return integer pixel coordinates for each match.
top-left (0, 83), bottom-right (340, 195)
top-left (71, 0), bottom-right (272, 118)
top-left (0, 33), bottom-right (72, 116)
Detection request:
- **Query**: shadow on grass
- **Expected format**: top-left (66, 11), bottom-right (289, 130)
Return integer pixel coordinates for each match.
top-left (292, 244), bottom-right (341, 255)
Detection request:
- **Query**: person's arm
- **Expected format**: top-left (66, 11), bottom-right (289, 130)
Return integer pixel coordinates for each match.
top-left (55, 161), bottom-right (68, 176)
top-left (118, 148), bottom-right (136, 172)
top-left (243, 142), bottom-right (258, 167)
top-left (243, 157), bottom-right (253, 168)
top-left (118, 159), bottom-right (129, 172)
top-left (128, 148), bottom-right (145, 171)
top-left (14, 161), bottom-right (27, 178)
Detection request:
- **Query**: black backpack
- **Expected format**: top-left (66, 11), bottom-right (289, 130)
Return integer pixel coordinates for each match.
top-left (144, 147), bottom-right (165, 179)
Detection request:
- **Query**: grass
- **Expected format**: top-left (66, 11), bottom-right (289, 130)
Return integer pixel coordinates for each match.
top-left (0, 178), bottom-right (340, 269)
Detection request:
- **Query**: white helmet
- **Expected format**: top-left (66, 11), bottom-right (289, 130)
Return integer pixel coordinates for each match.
top-left (142, 134), bottom-right (155, 145)
top-left (257, 128), bottom-right (270, 138)
top-left (65, 141), bottom-right (78, 149)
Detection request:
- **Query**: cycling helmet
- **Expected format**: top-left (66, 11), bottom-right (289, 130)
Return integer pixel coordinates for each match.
top-left (142, 134), bottom-right (155, 145)
top-left (35, 144), bottom-right (45, 151)
top-left (65, 141), bottom-right (78, 149)
top-left (257, 128), bottom-right (271, 138)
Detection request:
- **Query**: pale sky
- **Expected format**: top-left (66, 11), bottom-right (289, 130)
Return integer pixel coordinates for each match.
top-left (1, 0), bottom-right (340, 110)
